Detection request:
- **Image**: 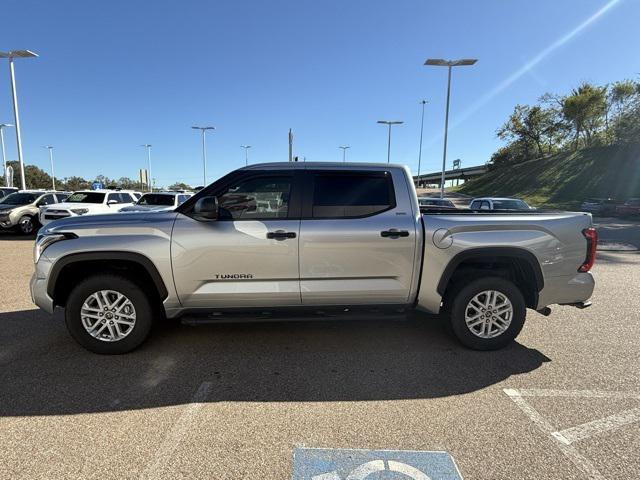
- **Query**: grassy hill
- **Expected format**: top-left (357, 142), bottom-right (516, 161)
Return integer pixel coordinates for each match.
top-left (456, 144), bottom-right (640, 209)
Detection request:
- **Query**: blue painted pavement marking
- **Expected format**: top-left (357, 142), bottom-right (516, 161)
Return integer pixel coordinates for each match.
top-left (292, 447), bottom-right (463, 480)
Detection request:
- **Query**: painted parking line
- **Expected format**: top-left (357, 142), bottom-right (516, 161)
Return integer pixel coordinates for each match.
top-left (138, 382), bottom-right (212, 480)
top-left (292, 447), bottom-right (463, 480)
top-left (504, 388), bottom-right (640, 480)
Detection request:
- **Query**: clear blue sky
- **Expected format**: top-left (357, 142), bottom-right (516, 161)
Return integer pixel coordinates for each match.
top-left (0, 0), bottom-right (637, 187)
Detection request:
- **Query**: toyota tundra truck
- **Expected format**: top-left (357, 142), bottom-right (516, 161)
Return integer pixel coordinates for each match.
top-left (30, 162), bottom-right (596, 354)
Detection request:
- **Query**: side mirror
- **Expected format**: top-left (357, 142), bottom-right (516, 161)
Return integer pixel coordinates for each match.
top-left (192, 195), bottom-right (218, 221)
top-left (107, 200), bottom-right (118, 205)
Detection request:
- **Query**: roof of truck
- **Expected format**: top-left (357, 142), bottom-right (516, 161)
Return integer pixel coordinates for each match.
top-left (241, 161), bottom-right (405, 170)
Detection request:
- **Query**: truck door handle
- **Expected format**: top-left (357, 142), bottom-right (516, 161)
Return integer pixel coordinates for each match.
top-left (381, 229), bottom-right (409, 238)
top-left (266, 230), bottom-right (297, 240)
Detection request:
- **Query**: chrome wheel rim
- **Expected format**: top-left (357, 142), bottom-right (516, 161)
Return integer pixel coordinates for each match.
top-left (464, 290), bottom-right (513, 339)
top-left (19, 217), bottom-right (33, 234)
top-left (81, 290), bottom-right (137, 342)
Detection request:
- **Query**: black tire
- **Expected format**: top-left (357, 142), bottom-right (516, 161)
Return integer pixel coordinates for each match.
top-left (448, 276), bottom-right (526, 351)
top-left (17, 215), bottom-right (36, 235)
top-left (65, 274), bottom-right (154, 354)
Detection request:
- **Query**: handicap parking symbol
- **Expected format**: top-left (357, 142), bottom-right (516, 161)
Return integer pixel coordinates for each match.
top-left (292, 447), bottom-right (463, 480)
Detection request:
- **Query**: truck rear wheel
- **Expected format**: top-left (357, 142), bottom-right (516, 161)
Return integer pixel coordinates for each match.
top-left (448, 277), bottom-right (526, 350)
top-left (65, 274), bottom-right (154, 354)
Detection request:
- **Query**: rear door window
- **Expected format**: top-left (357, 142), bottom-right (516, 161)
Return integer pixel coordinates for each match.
top-left (309, 172), bottom-right (394, 218)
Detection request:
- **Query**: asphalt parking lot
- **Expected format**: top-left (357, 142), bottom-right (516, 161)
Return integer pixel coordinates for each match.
top-left (0, 228), bottom-right (639, 479)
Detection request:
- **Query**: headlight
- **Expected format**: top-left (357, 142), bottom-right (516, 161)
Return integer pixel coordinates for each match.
top-left (34, 233), bottom-right (77, 263)
top-left (71, 208), bottom-right (89, 215)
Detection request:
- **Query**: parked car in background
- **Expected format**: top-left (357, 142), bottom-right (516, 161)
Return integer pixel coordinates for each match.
top-left (0, 190), bottom-right (66, 234)
top-left (119, 191), bottom-right (192, 212)
top-left (39, 190), bottom-right (137, 226)
top-left (469, 197), bottom-right (533, 211)
top-left (418, 197), bottom-right (457, 211)
top-left (616, 198), bottom-right (640, 217)
top-left (0, 187), bottom-right (19, 199)
top-left (579, 198), bottom-right (621, 216)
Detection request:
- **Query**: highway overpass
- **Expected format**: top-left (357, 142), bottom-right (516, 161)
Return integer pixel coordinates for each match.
top-left (413, 164), bottom-right (487, 187)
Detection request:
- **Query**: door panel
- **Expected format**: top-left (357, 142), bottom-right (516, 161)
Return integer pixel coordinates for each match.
top-left (299, 169), bottom-right (417, 305)
top-left (171, 171), bottom-right (301, 308)
top-left (172, 216), bottom-right (300, 307)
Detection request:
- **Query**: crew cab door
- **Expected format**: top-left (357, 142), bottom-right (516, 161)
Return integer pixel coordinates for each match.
top-left (171, 170), bottom-right (302, 308)
top-left (299, 168), bottom-right (418, 305)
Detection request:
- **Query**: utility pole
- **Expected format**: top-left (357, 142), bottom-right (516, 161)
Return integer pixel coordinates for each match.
top-left (424, 58), bottom-right (477, 198)
top-left (42, 145), bottom-right (55, 190)
top-left (0, 123), bottom-right (12, 186)
top-left (140, 144), bottom-right (152, 191)
top-left (192, 126), bottom-right (215, 186)
top-left (0, 50), bottom-right (39, 190)
top-left (417, 100), bottom-right (427, 186)
top-left (377, 120), bottom-right (403, 163)
top-left (339, 145), bottom-right (350, 162)
top-left (241, 145), bottom-right (251, 166)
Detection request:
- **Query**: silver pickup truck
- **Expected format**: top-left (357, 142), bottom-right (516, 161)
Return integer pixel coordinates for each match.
top-left (30, 162), bottom-right (596, 354)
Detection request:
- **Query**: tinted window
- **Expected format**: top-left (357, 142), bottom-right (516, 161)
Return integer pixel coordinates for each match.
top-left (0, 193), bottom-right (39, 205)
top-left (55, 193), bottom-right (70, 202)
top-left (119, 193), bottom-right (135, 203)
top-left (66, 192), bottom-right (105, 203)
top-left (138, 194), bottom-right (175, 206)
top-left (470, 201), bottom-right (480, 209)
top-left (492, 199), bottom-right (530, 210)
top-left (218, 175), bottom-right (291, 220)
top-left (177, 195), bottom-right (190, 204)
top-left (312, 172), bottom-right (393, 218)
top-left (480, 201), bottom-right (491, 210)
top-left (107, 193), bottom-right (122, 204)
top-left (37, 194), bottom-right (56, 206)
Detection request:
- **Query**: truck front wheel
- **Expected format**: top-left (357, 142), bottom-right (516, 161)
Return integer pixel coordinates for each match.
top-left (448, 277), bottom-right (526, 350)
top-left (65, 274), bottom-right (154, 354)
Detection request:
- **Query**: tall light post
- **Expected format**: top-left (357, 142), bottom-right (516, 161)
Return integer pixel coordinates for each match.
top-left (339, 145), bottom-right (350, 162)
top-left (240, 145), bottom-right (251, 166)
top-left (425, 58), bottom-right (477, 198)
top-left (377, 120), bottom-right (403, 163)
top-left (42, 145), bottom-right (55, 190)
top-left (0, 123), bottom-right (13, 186)
top-left (0, 50), bottom-right (38, 190)
top-left (192, 126), bottom-right (215, 185)
top-left (417, 100), bottom-right (428, 187)
top-left (140, 144), bottom-right (152, 191)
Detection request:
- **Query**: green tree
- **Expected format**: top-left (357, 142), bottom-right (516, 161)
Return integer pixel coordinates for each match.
top-left (61, 176), bottom-right (90, 191)
top-left (497, 104), bottom-right (565, 157)
top-left (1, 161), bottom-right (54, 189)
top-left (167, 182), bottom-right (192, 191)
top-left (562, 82), bottom-right (607, 149)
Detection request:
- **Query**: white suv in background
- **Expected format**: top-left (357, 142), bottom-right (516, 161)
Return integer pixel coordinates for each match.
top-left (39, 190), bottom-right (137, 226)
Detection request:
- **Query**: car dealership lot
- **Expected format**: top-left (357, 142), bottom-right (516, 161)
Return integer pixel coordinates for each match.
top-left (0, 234), bottom-right (638, 479)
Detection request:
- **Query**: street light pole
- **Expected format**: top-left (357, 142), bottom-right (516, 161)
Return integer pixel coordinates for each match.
top-left (192, 126), bottom-right (215, 185)
top-left (425, 58), bottom-right (477, 198)
top-left (339, 145), bottom-right (350, 162)
top-left (417, 100), bottom-right (427, 187)
top-left (42, 145), bottom-right (55, 190)
top-left (0, 50), bottom-right (38, 190)
top-left (377, 121), bottom-right (403, 163)
top-left (240, 145), bottom-right (251, 166)
top-left (0, 123), bottom-right (13, 186)
top-left (140, 144), bottom-right (152, 191)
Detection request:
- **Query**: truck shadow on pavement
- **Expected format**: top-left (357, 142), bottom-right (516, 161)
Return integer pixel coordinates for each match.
top-left (0, 308), bottom-right (550, 417)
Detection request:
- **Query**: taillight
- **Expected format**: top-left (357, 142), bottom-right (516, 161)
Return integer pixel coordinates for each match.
top-left (579, 227), bottom-right (597, 272)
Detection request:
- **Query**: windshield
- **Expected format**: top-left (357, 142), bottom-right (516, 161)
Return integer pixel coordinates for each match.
top-left (0, 193), bottom-right (38, 205)
top-left (491, 199), bottom-right (530, 210)
top-left (137, 194), bottom-right (175, 206)
top-left (65, 192), bottom-right (105, 204)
